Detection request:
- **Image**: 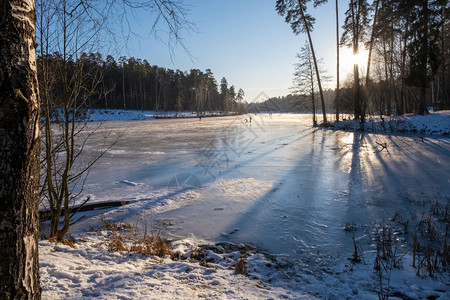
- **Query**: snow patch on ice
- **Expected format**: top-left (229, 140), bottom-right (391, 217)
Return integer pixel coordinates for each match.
top-left (119, 180), bottom-right (139, 186)
top-left (210, 178), bottom-right (274, 201)
top-left (149, 190), bottom-right (201, 214)
top-left (108, 149), bottom-right (128, 155)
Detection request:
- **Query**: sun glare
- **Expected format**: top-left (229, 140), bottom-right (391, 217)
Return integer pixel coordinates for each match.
top-left (352, 53), bottom-right (361, 65)
top-left (340, 48), bottom-right (369, 71)
top-left (340, 47), bottom-right (369, 75)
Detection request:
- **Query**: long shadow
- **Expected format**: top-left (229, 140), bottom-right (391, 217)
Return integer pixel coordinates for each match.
top-left (341, 132), bottom-right (372, 244)
top-left (207, 129), bottom-right (339, 263)
top-left (206, 129), bottom-right (449, 267)
top-left (363, 134), bottom-right (409, 199)
top-left (365, 133), bottom-right (449, 205)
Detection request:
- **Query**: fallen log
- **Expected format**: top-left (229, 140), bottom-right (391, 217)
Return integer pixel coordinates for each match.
top-left (39, 200), bottom-right (129, 221)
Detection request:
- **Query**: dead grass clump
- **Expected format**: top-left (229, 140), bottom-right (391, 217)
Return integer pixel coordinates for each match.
top-left (107, 231), bottom-right (128, 252)
top-left (130, 235), bottom-right (173, 258)
top-left (373, 227), bottom-right (402, 300)
top-left (350, 231), bottom-right (364, 264)
top-left (100, 221), bottom-right (136, 232)
top-left (99, 218), bottom-right (173, 258)
top-left (187, 246), bottom-right (213, 267)
top-left (49, 235), bottom-right (77, 249)
top-left (190, 247), bottom-right (207, 261)
top-left (373, 204), bottom-right (449, 298)
top-left (413, 202), bottom-right (449, 277)
top-left (235, 258), bottom-right (247, 275)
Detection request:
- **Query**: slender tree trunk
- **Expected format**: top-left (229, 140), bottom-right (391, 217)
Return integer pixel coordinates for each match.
top-left (365, 0), bottom-right (379, 86)
top-left (382, 39), bottom-right (390, 115)
top-left (155, 70), bottom-right (159, 111)
top-left (102, 77), bottom-right (108, 108)
top-left (388, 34), bottom-right (395, 117)
top-left (354, 63), bottom-right (362, 120)
top-left (439, 7), bottom-right (448, 110)
top-left (299, 3), bottom-right (327, 123)
top-left (143, 82), bottom-right (147, 110)
top-left (363, 0), bottom-right (379, 118)
top-left (122, 64), bottom-right (126, 110)
top-left (0, 0), bottom-right (41, 298)
top-left (310, 59), bottom-right (317, 127)
top-left (418, 0), bottom-right (429, 115)
top-left (335, 0), bottom-right (340, 121)
top-left (350, 0), bottom-right (362, 120)
top-left (399, 15), bottom-right (410, 115)
top-left (139, 74), bottom-right (144, 111)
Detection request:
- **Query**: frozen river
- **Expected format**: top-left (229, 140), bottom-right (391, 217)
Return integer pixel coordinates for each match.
top-left (75, 113), bottom-right (450, 273)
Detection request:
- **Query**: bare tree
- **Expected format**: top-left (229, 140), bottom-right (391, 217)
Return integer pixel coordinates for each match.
top-left (36, 0), bottom-right (195, 241)
top-left (292, 42), bottom-right (330, 126)
top-left (293, 43), bottom-right (318, 126)
top-left (0, 0), bottom-right (41, 297)
top-left (37, 0), bottom-right (116, 241)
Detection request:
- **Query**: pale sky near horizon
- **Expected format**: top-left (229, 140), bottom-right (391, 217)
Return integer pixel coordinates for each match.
top-left (120, 0), bottom-right (364, 102)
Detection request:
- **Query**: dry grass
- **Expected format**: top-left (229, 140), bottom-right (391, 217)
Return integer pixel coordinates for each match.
top-left (49, 235), bottom-right (77, 248)
top-left (413, 202), bottom-right (449, 277)
top-left (372, 202), bottom-right (449, 299)
top-left (235, 258), bottom-right (247, 275)
top-left (102, 221), bottom-right (173, 258)
top-left (107, 231), bottom-right (128, 252)
top-left (130, 236), bottom-right (173, 258)
top-left (190, 247), bottom-right (207, 261)
top-left (99, 220), bottom-right (136, 232)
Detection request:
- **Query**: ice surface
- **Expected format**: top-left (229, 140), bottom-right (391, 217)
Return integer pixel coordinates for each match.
top-left (42, 112), bottom-right (450, 298)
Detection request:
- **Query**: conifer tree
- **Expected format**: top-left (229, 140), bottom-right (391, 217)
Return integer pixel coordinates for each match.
top-left (276, 0), bottom-right (328, 123)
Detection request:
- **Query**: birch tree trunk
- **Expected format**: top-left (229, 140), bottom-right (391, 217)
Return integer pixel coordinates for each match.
top-left (0, 0), bottom-right (41, 298)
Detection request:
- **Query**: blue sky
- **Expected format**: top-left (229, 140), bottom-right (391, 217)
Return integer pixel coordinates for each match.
top-left (120, 0), bottom-right (358, 102)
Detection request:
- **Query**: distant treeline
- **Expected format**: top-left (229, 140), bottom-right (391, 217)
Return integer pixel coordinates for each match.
top-left (37, 53), bottom-right (245, 113)
top-left (255, 77), bottom-right (450, 117)
top-left (247, 91), bottom-right (336, 114)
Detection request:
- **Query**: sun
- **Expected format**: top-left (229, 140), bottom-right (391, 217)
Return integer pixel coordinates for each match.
top-left (340, 47), bottom-right (369, 76)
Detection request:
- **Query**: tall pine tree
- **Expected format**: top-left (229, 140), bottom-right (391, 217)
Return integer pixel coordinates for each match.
top-left (276, 0), bottom-right (328, 123)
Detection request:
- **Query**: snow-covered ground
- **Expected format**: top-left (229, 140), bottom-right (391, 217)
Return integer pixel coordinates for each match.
top-left (66, 109), bottom-right (232, 122)
top-left (326, 110), bottom-right (450, 136)
top-left (40, 111), bottom-right (449, 299)
top-left (40, 233), bottom-right (309, 299)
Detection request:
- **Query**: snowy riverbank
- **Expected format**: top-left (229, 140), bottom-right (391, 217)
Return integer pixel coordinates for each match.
top-left (40, 232), bottom-right (310, 299)
top-left (39, 226), bottom-right (449, 299)
top-left (324, 110), bottom-right (450, 136)
top-left (65, 109), bottom-right (233, 122)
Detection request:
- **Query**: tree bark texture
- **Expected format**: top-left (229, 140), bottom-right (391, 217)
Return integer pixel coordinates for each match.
top-left (0, 0), bottom-right (41, 299)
